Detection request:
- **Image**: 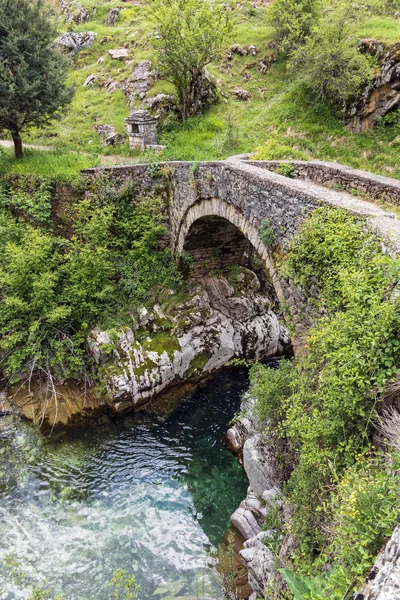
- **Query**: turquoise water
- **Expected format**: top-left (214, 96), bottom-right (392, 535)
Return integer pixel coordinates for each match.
top-left (0, 370), bottom-right (249, 600)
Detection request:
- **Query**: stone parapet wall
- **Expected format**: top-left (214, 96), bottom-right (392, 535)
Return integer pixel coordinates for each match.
top-left (238, 158), bottom-right (400, 204)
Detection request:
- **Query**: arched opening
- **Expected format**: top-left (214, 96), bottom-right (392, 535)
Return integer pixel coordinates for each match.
top-left (182, 215), bottom-right (254, 278)
top-left (181, 215), bottom-right (275, 298)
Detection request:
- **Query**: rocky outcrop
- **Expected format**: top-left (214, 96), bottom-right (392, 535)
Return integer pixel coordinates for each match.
top-left (186, 68), bottom-right (218, 117)
top-left (108, 48), bottom-right (129, 59)
top-left (144, 93), bottom-right (178, 119)
top-left (56, 31), bottom-right (96, 53)
top-left (107, 8), bottom-right (120, 26)
top-left (58, 1), bottom-right (90, 24)
top-left (93, 124), bottom-right (124, 145)
top-left (354, 525), bottom-right (400, 600)
top-left (89, 273), bottom-right (289, 413)
top-left (241, 533), bottom-right (276, 598)
top-left (228, 395), bottom-right (283, 598)
top-left (347, 40), bottom-right (400, 132)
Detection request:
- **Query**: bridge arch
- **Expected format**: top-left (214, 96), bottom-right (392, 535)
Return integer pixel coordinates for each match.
top-left (174, 198), bottom-right (283, 295)
top-left (176, 199), bottom-right (270, 263)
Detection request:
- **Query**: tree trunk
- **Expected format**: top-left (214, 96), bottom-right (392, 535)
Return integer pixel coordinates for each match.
top-left (11, 131), bottom-right (23, 159)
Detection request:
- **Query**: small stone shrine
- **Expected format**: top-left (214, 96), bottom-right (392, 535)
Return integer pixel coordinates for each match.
top-left (125, 110), bottom-right (159, 150)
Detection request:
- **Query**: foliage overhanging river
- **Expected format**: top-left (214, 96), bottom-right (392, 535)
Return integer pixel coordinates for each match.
top-left (0, 370), bottom-right (249, 600)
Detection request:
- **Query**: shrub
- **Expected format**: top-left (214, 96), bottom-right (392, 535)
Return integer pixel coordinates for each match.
top-left (259, 218), bottom-right (277, 247)
top-left (276, 162), bottom-right (296, 178)
top-left (289, 3), bottom-right (374, 105)
top-left (0, 176), bottom-right (183, 387)
top-left (250, 207), bottom-right (400, 569)
top-left (255, 135), bottom-right (308, 161)
top-left (267, 0), bottom-right (321, 50)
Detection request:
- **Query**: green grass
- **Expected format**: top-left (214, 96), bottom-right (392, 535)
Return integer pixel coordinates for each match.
top-left (13, 1), bottom-right (400, 180)
top-left (0, 148), bottom-right (99, 178)
top-left (357, 16), bottom-right (400, 42)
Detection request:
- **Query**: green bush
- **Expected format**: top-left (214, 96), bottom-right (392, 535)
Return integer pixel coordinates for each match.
top-left (250, 207), bottom-right (400, 577)
top-left (289, 3), bottom-right (374, 105)
top-left (267, 0), bottom-right (321, 50)
top-left (255, 135), bottom-right (308, 161)
top-left (0, 176), bottom-right (183, 386)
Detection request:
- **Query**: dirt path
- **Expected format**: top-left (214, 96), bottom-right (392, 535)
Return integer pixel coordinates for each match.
top-left (0, 140), bottom-right (53, 151)
top-left (0, 140), bottom-right (140, 167)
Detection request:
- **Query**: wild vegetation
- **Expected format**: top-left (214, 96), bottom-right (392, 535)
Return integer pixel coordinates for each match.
top-left (0, 174), bottom-right (182, 393)
top-left (250, 207), bottom-right (400, 598)
top-left (0, 0), bottom-right (397, 177)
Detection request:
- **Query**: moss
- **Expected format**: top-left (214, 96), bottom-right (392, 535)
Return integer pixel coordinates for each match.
top-left (138, 330), bottom-right (180, 360)
top-left (187, 353), bottom-right (209, 377)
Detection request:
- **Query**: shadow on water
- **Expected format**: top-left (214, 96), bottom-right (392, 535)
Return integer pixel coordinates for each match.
top-left (0, 368), bottom-right (249, 600)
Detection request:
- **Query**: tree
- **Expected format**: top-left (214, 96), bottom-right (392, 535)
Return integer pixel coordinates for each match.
top-left (267, 0), bottom-right (321, 51)
top-left (289, 2), bottom-right (374, 106)
top-left (0, 0), bottom-right (73, 159)
top-left (146, 0), bottom-right (233, 121)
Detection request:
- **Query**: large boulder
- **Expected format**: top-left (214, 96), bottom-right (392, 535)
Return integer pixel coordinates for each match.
top-left (186, 67), bottom-right (218, 117)
top-left (56, 31), bottom-right (96, 53)
top-left (240, 533), bottom-right (276, 597)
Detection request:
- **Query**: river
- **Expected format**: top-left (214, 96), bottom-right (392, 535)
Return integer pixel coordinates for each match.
top-left (0, 370), bottom-right (249, 600)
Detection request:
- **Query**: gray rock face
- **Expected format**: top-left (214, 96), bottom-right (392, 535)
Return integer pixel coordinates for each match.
top-left (56, 31), bottom-right (96, 53)
top-left (243, 434), bottom-right (280, 497)
top-left (347, 40), bottom-right (400, 132)
top-left (226, 396), bottom-right (258, 454)
top-left (88, 274), bottom-right (288, 411)
top-left (129, 60), bottom-right (156, 102)
top-left (240, 532), bottom-right (276, 597)
top-left (83, 74), bottom-right (96, 87)
top-left (108, 48), bottom-right (128, 59)
top-left (107, 8), bottom-right (120, 26)
top-left (355, 525), bottom-right (400, 600)
top-left (93, 124), bottom-right (124, 145)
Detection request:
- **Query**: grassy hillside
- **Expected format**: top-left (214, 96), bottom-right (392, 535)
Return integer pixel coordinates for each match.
top-left (2, 0), bottom-right (400, 178)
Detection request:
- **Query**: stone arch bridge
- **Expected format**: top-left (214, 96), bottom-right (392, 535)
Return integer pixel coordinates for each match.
top-left (83, 156), bottom-right (400, 348)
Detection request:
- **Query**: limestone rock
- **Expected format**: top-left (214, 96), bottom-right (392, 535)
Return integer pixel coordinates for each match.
top-left (231, 44), bottom-right (247, 56)
top-left (233, 88), bottom-right (251, 101)
top-left (107, 8), bottom-right (120, 25)
top-left (59, 2), bottom-right (90, 24)
top-left (93, 124), bottom-right (124, 145)
top-left (83, 74), bottom-right (96, 87)
top-left (56, 31), bottom-right (96, 53)
top-left (231, 488), bottom-right (271, 539)
top-left (346, 41), bottom-right (400, 132)
top-left (243, 434), bottom-right (280, 497)
top-left (355, 524), bottom-right (400, 600)
top-left (88, 275), bottom-right (288, 410)
top-left (108, 48), bottom-right (129, 59)
top-left (225, 396), bottom-right (258, 454)
top-left (186, 68), bottom-right (217, 116)
top-left (240, 532), bottom-right (276, 597)
top-left (127, 60), bottom-right (156, 103)
top-left (144, 93), bottom-right (178, 118)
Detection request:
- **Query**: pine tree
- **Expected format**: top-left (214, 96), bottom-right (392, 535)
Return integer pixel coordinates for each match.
top-left (0, 0), bottom-right (73, 158)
